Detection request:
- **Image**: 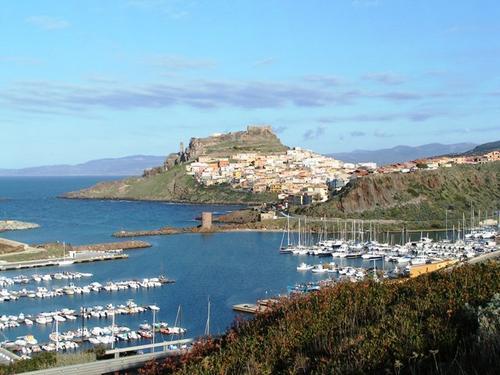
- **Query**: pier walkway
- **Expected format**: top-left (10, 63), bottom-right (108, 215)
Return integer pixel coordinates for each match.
top-left (0, 253), bottom-right (128, 271)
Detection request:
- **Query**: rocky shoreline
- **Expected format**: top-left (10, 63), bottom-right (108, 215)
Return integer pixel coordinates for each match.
top-left (60, 195), bottom-right (261, 206)
top-left (0, 220), bottom-right (40, 232)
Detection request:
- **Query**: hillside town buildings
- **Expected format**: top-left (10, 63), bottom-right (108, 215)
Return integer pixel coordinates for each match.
top-left (185, 148), bottom-right (357, 204)
top-left (185, 148), bottom-right (500, 206)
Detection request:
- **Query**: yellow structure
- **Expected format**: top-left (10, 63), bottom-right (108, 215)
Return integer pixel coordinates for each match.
top-left (408, 259), bottom-right (458, 278)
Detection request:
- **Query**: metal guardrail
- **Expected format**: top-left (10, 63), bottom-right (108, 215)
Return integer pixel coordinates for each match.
top-left (105, 338), bottom-right (193, 358)
top-left (21, 347), bottom-right (189, 375)
top-left (0, 347), bottom-right (21, 365)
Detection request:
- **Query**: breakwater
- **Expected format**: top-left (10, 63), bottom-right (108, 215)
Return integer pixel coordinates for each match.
top-left (113, 226), bottom-right (213, 238)
top-left (73, 241), bottom-right (151, 252)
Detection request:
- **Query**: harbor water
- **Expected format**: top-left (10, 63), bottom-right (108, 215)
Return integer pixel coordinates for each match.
top-left (1, 177), bottom-right (404, 347)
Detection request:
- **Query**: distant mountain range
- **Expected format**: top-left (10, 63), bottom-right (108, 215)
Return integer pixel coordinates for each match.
top-left (0, 155), bottom-right (165, 176)
top-left (1, 140), bottom-right (497, 176)
top-left (328, 142), bottom-right (477, 165)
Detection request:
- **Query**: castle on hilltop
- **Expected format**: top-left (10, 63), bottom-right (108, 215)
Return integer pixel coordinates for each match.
top-left (159, 125), bottom-right (284, 171)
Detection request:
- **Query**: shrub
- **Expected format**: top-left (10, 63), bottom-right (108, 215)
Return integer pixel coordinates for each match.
top-left (0, 352), bottom-right (56, 375)
top-left (142, 262), bottom-right (500, 375)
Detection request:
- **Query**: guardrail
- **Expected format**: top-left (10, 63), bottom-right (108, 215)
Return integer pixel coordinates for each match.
top-left (105, 338), bottom-right (193, 358)
top-left (22, 343), bottom-right (192, 375)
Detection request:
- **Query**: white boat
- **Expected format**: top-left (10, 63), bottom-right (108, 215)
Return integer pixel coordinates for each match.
top-left (36, 316), bottom-right (48, 324)
top-left (59, 242), bottom-right (74, 266)
top-left (361, 252), bottom-right (383, 260)
top-left (296, 262), bottom-right (314, 271)
top-left (311, 264), bottom-right (329, 274)
top-left (23, 335), bottom-right (38, 345)
top-left (167, 326), bottom-right (186, 335)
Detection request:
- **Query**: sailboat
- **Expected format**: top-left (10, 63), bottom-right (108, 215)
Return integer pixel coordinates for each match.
top-left (169, 305), bottom-right (186, 341)
top-left (58, 242), bottom-right (74, 266)
top-left (279, 214), bottom-right (294, 254)
top-left (204, 297), bottom-right (211, 336)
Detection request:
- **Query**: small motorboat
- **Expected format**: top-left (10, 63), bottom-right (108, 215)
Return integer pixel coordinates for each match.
top-left (296, 262), bottom-right (314, 271)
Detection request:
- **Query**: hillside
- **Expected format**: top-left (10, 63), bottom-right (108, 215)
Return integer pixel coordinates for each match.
top-left (328, 142), bottom-right (476, 165)
top-left (0, 155), bottom-right (165, 176)
top-left (64, 164), bottom-right (277, 204)
top-left (298, 161), bottom-right (500, 225)
top-left (63, 126), bottom-right (285, 204)
top-left (462, 140), bottom-right (500, 156)
top-left (141, 262), bottom-right (500, 375)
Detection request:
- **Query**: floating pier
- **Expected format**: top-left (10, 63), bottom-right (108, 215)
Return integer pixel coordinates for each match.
top-left (232, 299), bottom-right (278, 314)
top-left (0, 253), bottom-right (128, 271)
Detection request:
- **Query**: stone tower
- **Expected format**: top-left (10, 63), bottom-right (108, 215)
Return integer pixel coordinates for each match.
top-left (201, 212), bottom-right (213, 230)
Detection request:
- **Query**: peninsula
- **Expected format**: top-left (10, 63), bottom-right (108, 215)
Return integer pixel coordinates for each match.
top-left (63, 126), bottom-right (284, 204)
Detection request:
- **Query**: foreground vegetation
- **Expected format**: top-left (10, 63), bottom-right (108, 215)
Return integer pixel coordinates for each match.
top-left (142, 262), bottom-right (500, 374)
top-left (0, 350), bottom-right (97, 374)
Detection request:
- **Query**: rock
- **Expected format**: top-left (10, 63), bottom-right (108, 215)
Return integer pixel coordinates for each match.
top-left (0, 220), bottom-right (40, 232)
top-left (163, 125), bottom-right (287, 171)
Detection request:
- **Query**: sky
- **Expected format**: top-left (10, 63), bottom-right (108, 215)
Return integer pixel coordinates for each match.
top-left (1, 0), bottom-right (499, 168)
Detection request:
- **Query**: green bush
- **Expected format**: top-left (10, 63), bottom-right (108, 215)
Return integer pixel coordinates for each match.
top-left (0, 352), bottom-right (56, 374)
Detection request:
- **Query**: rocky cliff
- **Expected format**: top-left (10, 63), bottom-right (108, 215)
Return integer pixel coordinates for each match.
top-left (164, 125), bottom-right (287, 170)
top-left (299, 161), bottom-right (500, 224)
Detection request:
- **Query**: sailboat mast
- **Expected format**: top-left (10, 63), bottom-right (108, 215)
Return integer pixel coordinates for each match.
top-left (445, 210), bottom-right (448, 240)
top-left (205, 298), bottom-right (211, 336)
top-left (287, 215), bottom-right (290, 247)
top-left (298, 218), bottom-right (301, 247)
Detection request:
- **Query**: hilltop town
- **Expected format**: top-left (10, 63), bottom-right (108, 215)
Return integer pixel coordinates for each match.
top-left (65, 126), bottom-right (500, 213)
top-left (171, 126), bottom-right (500, 207)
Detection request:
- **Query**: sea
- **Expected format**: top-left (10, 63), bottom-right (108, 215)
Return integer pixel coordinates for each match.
top-left (0, 176), bottom-right (395, 348)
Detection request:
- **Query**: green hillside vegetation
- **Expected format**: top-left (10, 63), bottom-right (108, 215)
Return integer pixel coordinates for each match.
top-left (141, 262), bottom-right (500, 375)
top-left (203, 135), bottom-right (287, 156)
top-left (65, 164), bottom-right (276, 204)
top-left (299, 162), bottom-right (500, 227)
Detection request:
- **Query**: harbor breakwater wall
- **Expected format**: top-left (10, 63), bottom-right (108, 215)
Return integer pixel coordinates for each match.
top-left (72, 241), bottom-right (151, 252)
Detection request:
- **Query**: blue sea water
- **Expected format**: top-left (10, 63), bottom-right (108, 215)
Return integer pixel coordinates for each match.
top-left (0, 177), bottom-right (387, 347)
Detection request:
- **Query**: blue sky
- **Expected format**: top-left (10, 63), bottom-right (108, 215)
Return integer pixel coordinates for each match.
top-left (1, 0), bottom-right (499, 168)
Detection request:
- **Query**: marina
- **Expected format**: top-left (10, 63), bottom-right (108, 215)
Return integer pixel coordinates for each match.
top-left (279, 217), bottom-right (498, 273)
top-left (0, 271), bottom-right (93, 287)
top-left (0, 299), bottom-right (161, 331)
top-left (0, 177), bottom-right (498, 365)
top-left (0, 275), bottom-right (173, 302)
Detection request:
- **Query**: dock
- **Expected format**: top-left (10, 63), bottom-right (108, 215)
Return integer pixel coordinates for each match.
top-left (0, 253), bottom-right (128, 271)
top-left (232, 299), bottom-right (279, 314)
